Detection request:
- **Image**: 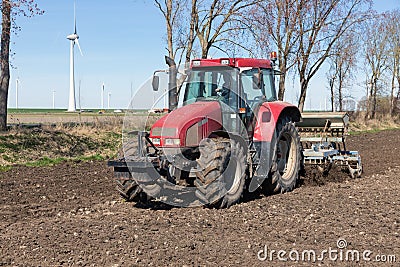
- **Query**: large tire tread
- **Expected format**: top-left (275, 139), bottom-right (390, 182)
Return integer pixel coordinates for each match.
top-left (116, 178), bottom-right (143, 202)
top-left (195, 138), bottom-right (246, 208)
top-left (263, 117), bottom-right (301, 195)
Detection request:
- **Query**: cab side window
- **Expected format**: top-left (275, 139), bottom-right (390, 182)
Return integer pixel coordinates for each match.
top-left (241, 69), bottom-right (264, 101)
top-left (262, 69), bottom-right (277, 101)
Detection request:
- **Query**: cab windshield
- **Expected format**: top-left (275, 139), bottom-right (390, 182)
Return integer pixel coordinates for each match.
top-left (183, 67), bottom-right (237, 105)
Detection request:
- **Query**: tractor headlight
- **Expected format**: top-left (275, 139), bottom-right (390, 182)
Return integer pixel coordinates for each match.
top-left (151, 138), bottom-right (161, 145)
top-left (164, 138), bottom-right (180, 146)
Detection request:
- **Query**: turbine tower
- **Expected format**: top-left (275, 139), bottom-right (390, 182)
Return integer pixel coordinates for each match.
top-left (67, 3), bottom-right (83, 112)
top-left (15, 78), bottom-right (19, 109)
top-left (101, 82), bottom-right (105, 109)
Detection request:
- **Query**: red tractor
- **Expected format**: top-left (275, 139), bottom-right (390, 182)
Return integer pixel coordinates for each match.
top-left (109, 55), bottom-right (303, 208)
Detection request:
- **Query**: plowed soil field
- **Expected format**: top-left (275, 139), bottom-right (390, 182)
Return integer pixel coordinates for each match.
top-left (1, 130), bottom-right (400, 266)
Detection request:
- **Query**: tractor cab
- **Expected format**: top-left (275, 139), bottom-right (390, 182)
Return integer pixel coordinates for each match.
top-left (184, 58), bottom-right (277, 110)
top-left (178, 58), bottom-right (279, 137)
top-left (184, 65), bottom-right (277, 108)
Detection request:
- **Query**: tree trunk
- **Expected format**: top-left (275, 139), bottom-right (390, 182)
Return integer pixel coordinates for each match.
top-left (278, 75), bottom-right (286, 101)
top-left (371, 79), bottom-right (378, 119)
top-left (390, 63), bottom-right (396, 116)
top-left (0, 0), bottom-right (11, 131)
top-left (365, 79), bottom-right (373, 119)
top-left (166, 0), bottom-right (174, 59)
top-left (201, 44), bottom-right (209, 59)
top-left (329, 78), bottom-right (335, 112)
top-left (298, 78), bottom-right (308, 112)
top-left (338, 77), bottom-right (343, 112)
top-left (397, 76), bottom-right (400, 113)
top-left (185, 0), bottom-right (197, 64)
top-left (277, 63), bottom-right (286, 101)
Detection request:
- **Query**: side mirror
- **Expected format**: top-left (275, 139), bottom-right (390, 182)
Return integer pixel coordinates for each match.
top-left (252, 72), bottom-right (263, 89)
top-left (152, 75), bottom-right (159, 91)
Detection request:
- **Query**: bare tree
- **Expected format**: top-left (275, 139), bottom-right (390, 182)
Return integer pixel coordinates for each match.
top-left (0, 0), bottom-right (43, 131)
top-left (251, 0), bottom-right (370, 106)
top-left (155, 0), bottom-right (260, 104)
top-left (386, 10), bottom-right (400, 116)
top-left (155, 0), bottom-right (194, 65)
top-left (0, 0), bottom-right (12, 131)
top-left (154, 0), bottom-right (199, 105)
top-left (251, 0), bottom-right (302, 100)
top-left (296, 0), bottom-right (372, 111)
top-left (194, 0), bottom-right (259, 58)
top-left (185, 0), bottom-right (197, 63)
top-left (327, 31), bottom-right (359, 111)
top-left (362, 14), bottom-right (390, 119)
top-left (155, 0), bottom-right (259, 63)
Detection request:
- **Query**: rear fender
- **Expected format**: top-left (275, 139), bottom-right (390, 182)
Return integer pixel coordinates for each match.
top-left (249, 101), bottom-right (301, 192)
top-left (253, 101), bottom-right (301, 142)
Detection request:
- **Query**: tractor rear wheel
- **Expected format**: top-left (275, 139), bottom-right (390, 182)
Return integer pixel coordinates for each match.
top-left (263, 118), bottom-right (301, 194)
top-left (195, 138), bottom-right (246, 208)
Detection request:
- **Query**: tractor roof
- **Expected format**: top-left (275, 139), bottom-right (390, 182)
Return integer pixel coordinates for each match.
top-left (191, 58), bottom-right (272, 69)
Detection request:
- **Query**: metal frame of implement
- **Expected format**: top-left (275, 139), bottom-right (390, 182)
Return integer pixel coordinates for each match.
top-left (297, 112), bottom-right (362, 178)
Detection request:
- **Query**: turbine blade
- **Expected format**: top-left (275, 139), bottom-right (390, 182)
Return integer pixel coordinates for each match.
top-left (75, 39), bottom-right (83, 56)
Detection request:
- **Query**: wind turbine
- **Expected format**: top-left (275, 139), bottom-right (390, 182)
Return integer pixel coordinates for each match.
top-left (15, 78), bottom-right (19, 109)
top-left (101, 82), bottom-right (105, 109)
top-left (52, 90), bottom-right (56, 109)
top-left (67, 2), bottom-right (83, 112)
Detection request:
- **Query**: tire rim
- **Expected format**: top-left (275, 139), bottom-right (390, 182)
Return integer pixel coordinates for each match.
top-left (225, 157), bottom-right (242, 194)
top-left (277, 132), bottom-right (297, 181)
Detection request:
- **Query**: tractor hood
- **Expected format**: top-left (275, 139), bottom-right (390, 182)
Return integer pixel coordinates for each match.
top-left (150, 101), bottom-right (222, 147)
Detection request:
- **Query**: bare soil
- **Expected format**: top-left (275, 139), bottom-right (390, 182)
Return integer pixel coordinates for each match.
top-left (1, 129), bottom-right (400, 266)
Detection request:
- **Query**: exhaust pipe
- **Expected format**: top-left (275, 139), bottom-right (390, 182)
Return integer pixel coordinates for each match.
top-left (165, 56), bottom-right (178, 111)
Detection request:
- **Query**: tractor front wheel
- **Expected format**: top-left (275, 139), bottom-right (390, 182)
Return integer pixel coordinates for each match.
top-left (195, 137), bottom-right (246, 208)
